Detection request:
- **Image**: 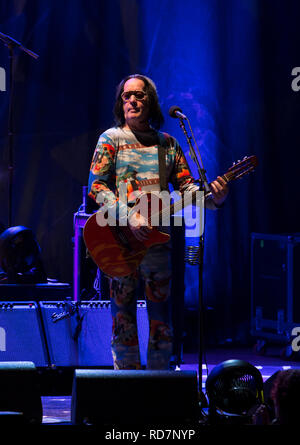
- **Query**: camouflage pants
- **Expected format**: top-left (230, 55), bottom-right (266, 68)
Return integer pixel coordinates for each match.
top-left (109, 244), bottom-right (173, 370)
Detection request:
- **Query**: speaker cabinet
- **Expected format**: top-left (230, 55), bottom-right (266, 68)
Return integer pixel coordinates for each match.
top-left (39, 300), bottom-right (149, 367)
top-left (71, 369), bottom-right (199, 425)
top-left (0, 282), bottom-right (71, 301)
top-left (0, 361), bottom-right (43, 424)
top-left (0, 302), bottom-right (48, 366)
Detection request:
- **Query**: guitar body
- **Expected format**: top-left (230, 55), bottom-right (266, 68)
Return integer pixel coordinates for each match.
top-left (83, 155), bottom-right (258, 277)
top-left (83, 211), bottom-right (170, 277)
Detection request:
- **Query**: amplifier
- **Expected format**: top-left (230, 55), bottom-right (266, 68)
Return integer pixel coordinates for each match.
top-left (0, 282), bottom-right (71, 301)
top-left (39, 300), bottom-right (149, 367)
top-left (0, 302), bottom-right (49, 366)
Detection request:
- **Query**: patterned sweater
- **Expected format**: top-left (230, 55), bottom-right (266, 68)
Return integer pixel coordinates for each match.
top-left (88, 126), bottom-right (216, 223)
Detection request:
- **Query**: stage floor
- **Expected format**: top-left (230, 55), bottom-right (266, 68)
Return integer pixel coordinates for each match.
top-left (41, 345), bottom-right (300, 424)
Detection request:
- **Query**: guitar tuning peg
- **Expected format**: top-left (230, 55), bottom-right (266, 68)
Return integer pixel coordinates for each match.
top-left (233, 161), bottom-right (236, 165)
top-left (237, 159), bottom-right (241, 163)
top-left (243, 155), bottom-right (247, 159)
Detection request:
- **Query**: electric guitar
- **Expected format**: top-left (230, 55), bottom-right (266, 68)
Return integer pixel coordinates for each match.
top-left (83, 155), bottom-right (258, 277)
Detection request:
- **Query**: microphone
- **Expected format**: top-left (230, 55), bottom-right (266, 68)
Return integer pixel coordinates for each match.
top-left (169, 106), bottom-right (187, 120)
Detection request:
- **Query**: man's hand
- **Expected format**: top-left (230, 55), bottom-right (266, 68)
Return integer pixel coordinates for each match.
top-left (210, 176), bottom-right (229, 207)
top-left (128, 210), bottom-right (152, 241)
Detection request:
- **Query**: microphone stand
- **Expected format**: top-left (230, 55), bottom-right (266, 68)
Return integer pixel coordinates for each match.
top-left (177, 116), bottom-right (211, 407)
top-left (178, 118), bottom-right (212, 197)
top-left (0, 31), bottom-right (39, 227)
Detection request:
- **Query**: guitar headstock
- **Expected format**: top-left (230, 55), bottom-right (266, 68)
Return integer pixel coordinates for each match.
top-left (224, 155), bottom-right (258, 182)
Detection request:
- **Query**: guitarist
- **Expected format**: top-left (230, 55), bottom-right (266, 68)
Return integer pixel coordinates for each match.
top-left (88, 74), bottom-right (228, 370)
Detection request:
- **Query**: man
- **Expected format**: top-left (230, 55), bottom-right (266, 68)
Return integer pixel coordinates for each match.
top-left (88, 74), bottom-right (228, 370)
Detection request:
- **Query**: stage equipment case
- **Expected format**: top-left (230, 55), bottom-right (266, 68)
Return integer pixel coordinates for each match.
top-left (251, 233), bottom-right (300, 350)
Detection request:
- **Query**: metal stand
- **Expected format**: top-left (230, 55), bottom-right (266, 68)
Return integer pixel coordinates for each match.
top-left (176, 114), bottom-right (212, 403)
top-left (0, 31), bottom-right (39, 226)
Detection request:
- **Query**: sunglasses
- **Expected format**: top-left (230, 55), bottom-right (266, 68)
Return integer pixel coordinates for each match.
top-left (121, 90), bottom-right (147, 102)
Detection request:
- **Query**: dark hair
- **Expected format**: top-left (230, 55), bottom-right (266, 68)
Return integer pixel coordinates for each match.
top-left (113, 74), bottom-right (164, 130)
top-left (271, 369), bottom-right (300, 424)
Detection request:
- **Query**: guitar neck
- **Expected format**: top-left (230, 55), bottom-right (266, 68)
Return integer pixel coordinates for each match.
top-left (151, 189), bottom-right (205, 225)
top-left (159, 174), bottom-right (233, 220)
top-left (147, 155), bottom-right (257, 224)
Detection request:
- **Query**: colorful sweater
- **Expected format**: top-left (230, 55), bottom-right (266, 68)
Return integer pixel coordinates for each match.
top-left (88, 126), bottom-right (215, 222)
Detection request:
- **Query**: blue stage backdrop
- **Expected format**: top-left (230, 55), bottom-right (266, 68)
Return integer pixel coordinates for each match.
top-left (0, 0), bottom-right (299, 343)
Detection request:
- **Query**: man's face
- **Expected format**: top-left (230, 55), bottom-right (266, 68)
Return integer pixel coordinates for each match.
top-left (122, 78), bottom-right (149, 128)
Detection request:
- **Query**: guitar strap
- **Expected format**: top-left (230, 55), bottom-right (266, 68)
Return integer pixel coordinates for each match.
top-left (157, 132), bottom-right (169, 191)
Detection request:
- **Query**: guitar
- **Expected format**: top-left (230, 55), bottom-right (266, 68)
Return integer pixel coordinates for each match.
top-left (83, 155), bottom-right (258, 277)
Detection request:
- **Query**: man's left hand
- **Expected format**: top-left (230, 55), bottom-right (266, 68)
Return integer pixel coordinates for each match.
top-left (210, 176), bottom-right (229, 207)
